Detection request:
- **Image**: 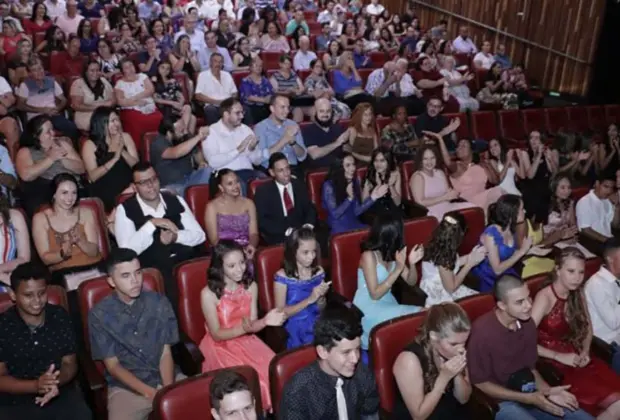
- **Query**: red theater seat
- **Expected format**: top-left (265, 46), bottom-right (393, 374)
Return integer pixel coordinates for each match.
top-left (358, 68), bottom-right (373, 87)
top-left (330, 228), bottom-right (369, 301)
top-left (248, 178), bottom-right (271, 200)
top-left (522, 109), bottom-right (548, 136)
top-left (232, 70), bottom-right (250, 88)
top-left (571, 185), bottom-right (589, 202)
top-left (256, 245), bottom-right (284, 312)
top-left (604, 104), bottom-right (620, 125)
top-left (142, 131), bottom-right (158, 162)
top-left (376, 116), bottom-right (391, 132)
top-left (471, 111), bottom-right (498, 142)
top-left (115, 192), bottom-right (135, 206)
top-left (525, 272), bottom-right (548, 297)
top-left (545, 108), bottom-right (570, 136)
top-left (0, 285), bottom-right (67, 313)
top-left (306, 170), bottom-right (328, 221)
top-left (369, 51), bottom-right (388, 68)
top-left (585, 257), bottom-right (602, 279)
top-left (567, 107), bottom-right (589, 133)
top-left (260, 52), bottom-right (282, 70)
top-left (403, 217), bottom-right (437, 249)
top-left (448, 207), bottom-right (485, 255)
top-left (457, 293), bottom-right (495, 322)
top-left (184, 184), bottom-right (210, 233)
top-left (269, 346), bottom-right (317, 418)
top-left (498, 110), bottom-right (526, 145)
top-left (154, 366), bottom-right (263, 420)
top-left (370, 312), bottom-right (425, 414)
top-left (586, 105), bottom-right (606, 132)
top-left (176, 257), bottom-right (210, 344)
top-left (444, 112), bottom-right (470, 140)
top-left (400, 161), bottom-right (415, 201)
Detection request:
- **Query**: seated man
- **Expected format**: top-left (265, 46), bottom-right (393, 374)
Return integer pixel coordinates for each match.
top-left (293, 36), bottom-right (317, 71)
top-left (201, 97), bottom-right (267, 195)
top-left (301, 97), bottom-right (349, 170)
top-left (0, 262), bottom-right (91, 420)
top-left (254, 152), bottom-right (316, 245)
top-left (576, 171), bottom-right (620, 255)
top-left (150, 115), bottom-right (211, 196)
top-left (254, 94), bottom-right (307, 179)
top-left (468, 275), bottom-right (592, 420)
top-left (585, 238), bottom-right (620, 374)
top-left (279, 307), bottom-right (380, 419)
top-left (89, 248), bottom-right (184, 420)
top-left (194, 52), bottom-right (237, 125)
top-left (413, 97), bottom-right (461, 151)
top-left (365, 60), bottom-right (424, 117)
top-left (210, 370), bottom-right (264, 420)
top-left (114, 162), bottom-right (205, 309)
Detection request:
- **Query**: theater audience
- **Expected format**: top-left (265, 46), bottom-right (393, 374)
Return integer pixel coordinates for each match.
top-left (70, 61), bottom-right (116, 132)
top-left (304, 60), bottom-right (351, 121)
top-left (484, 138), bottom-right (522, 195)
top-left (415, 56), bottom-right (460, 113)
top-left (152, 61), bottom-right (196, 133)
top-left (88, 248), bottom-right (184, 420)
top-left (204, 169), bottom-right (259, 259)
top-left (494, 43), bottom-right (512, 69)
top-left (302, 98), bottom-right (349, 169)
top-left (197, 30), bottom-right (234, 72)
top-left (23, 2), bottom-right (52, 36)
top-left (200, 240), bottom-right (285, 412)
top-left (279, 307), bottom-right (380, 418)
top-left (393, 303), bottom-right (472, 419)
top-left (0, 76), bottom-right (19, 152)
top-left (452, 26), bottom-right (477, 54)
top-left (194, 52), bottom-right (238, 125)
top-left (576, 171), bottom-right (619, 253)
top-left (260, 21), bottom-right (289, 53)
top-left (7, 38), bottom-right (33, 87)
top-left (323, 40), bottom-right (343, 71)
top-left (585, 238), bottom-right (620, 374)
top-left (239, 57), bottom-right (274, 125)
top-left (274, 226), bottom-right (328, 349)
top-left (361, 147), bottom-right (402, 220)
top-left (473, 40), bottom-right (495, 70)
top-left (114, 163), bottom-right (205, 309)
top-left (333, 51), bottom-right (374, 110)
top-left (381, 105), bottom-right (417, 162)
top-left (532, 247), bottom-right (620, 417)
top-left (81, 107), bottom-right (137, 212)
top-left (150, 116), bottom-right (210, 195)
top-left (210, 370), bottom-right (262, 420)
top-left (420, 213), bottom-right (484, 307)
top-left (518, 131), bottom-right (556, 221)
top-left (439, 56), bottom-right (479, 112)
top-left (414, 98), bottom-right (461, 150)
top-left (348, 103), bottom-right (378, 165)
top-left (255, 153), bottom-right (317, 245)
top-left (293, 35), bottom-right (317, 71)
top-left (544, 175), bottom-right (578, 236)
top-left (269, 55), bottom-right (306, 123)
top-left (136, 36), bottom-right (162, 77)
top-left (0, 262), bottom-right (92, 420)
top-left (599, 123), bottom-right (620, 174)
top-left (0, 192), bottom-right (29, 290)
top-left (55, 0), bottom-right (82, 38)
top-left (354, 214), bottom-right (423, 350)
top-left (95, 39), bottom-right (122, 81)
top-left (468, 275), bottom-right (591, 420)
top-left (471, 194), bottom-right (532, 292)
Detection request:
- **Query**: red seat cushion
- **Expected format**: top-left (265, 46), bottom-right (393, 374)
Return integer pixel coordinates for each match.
top-left (400, 161), bottom-right (415, 201)
top-left (176, 257), bottom-right (211, 344)
top-left (0, 285), bottom-right (68, 313)
top-left (269, 346), bottom-right (317, 418)
top-left (184, 185), bottom-right (210, 234)
top-left (498, 110), bottom-right (526, 141)
top-left (306, 170), bottom-right (328, 222)
top-left (443, 112), bottom-right (470, 140)
top-left (458, 293), bottom-right (495, 322)
top-left (471, 111), bottom-right (498, 141)
top-left (522, 109), bottom-right (548, 135)
top-left (525, 273), bottom-right (548, 297)
top-left (584, 257), bottom-right (602, 279)
top-left (567, 107), bottom-right (589, 133)
top-left (248, 178), bottom-right (271, 200)
top-left (376, 116), bottom-right (391, 132)
top-left (448, 207), bottom-right (485, 255)
top-left (232, 70), bottom-right (250, 88)
top-left (142, 131), bottom-right (158, 163)
top-left (330, 229), bottom-right (369, 301)
top-left (256, 246), bottom-right (284, 312)
top-left (545, 108), bottom-right (569, 135)
top-left (586, 105), bottom-right (606, 132)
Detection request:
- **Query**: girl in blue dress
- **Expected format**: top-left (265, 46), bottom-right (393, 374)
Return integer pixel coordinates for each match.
top-left (471, 194), bottom-right (532, 292)
top-left (353, 214), bottom-right (424, 350)
top-left (274, 226), bottom-right (330, 349)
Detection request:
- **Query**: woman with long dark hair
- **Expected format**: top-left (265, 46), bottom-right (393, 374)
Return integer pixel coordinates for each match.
top-left (70, 60), bottom-right (116, 132)
top-left (484, 138), bottom-right (522, 195)
top-left (322, 153), bottom-right (382, 234)
top-left (0, 190), bottom-right (30, 291)
top-left (23, 2), bottom-right (52, 36)
top-left (353, 214), bottom-right (424, 350)
top-left (81, 107), bottom-right (138, 211)
top-left (362, 147), bottom-right (403, 220)
top-left (532, 247), bottom-right (620, 418)
top-left (34, 24), bottom-right (65, 55)
top-left (199, 239), bottom-right (285, 412)
top-left (153, 60), bottom-right (196, 134)
top-left (76, 18), bottom-right (98, 54)
top-left (393, 303), bottom-right (472, 419)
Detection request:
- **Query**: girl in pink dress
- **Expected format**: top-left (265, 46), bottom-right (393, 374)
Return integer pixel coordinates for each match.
top-left (199, 240), bottom-right (286, 411)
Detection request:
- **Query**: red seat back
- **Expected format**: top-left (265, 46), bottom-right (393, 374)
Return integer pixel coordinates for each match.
top-left (400, 161), bottom-right (415, 201)
top-left (358, 68), bottom-right (373, 87)
top-left (448, 207), bottom-right (485, 255)
top-left (155, 366), bottom-right (263, 419)
top-left (172, 72), bottom-right (190, 103)
top-left (306, 170), bottom-right (328, 222)
top-left (498, 110), bottom-right (526, 141)
top-left (176, 257), bottom-right (210, 344)
top-left (604, 105), bottom-right (620, 125)
top-left (115, 192), bottom-right (135, 206)
top-left (586, 105), bottom-right (606, 132)
top-left (184, 185), bottom-right (210, 234)
top-left (567, 107), bottom-right (589, 133)
top-left (525, 272), bottom-right (549, 297)
top-left (571, 185), bottom-right (589, 202)
top-left (141, 132), bottom-right (158, 163)
top-left (376, 116), bottom-right (391, 132)
top-left (545, 108), bottom-right (569, 135)
top-left (260, 51), bottom-right (282, 70)
top-left (0, 285), bottom-right (68, 313)
top-left (443, 112), bottom-right (470, 140)
top-left (403, 217), bottom-right (438, 277)
top-left (269, 346), bottom-right (317, 417)
top-left (522, 109), bottom-right (548, 135)
top-left (368, 51), bottom-right (388, 68)
top-left (330, 228), bottom-right (369, 301)
top-left (370, 312), bottom-right (426, 413)
top-left (256, 246), bottom-right (284, 312)
top-left (232, 70), bottom-right (250, 88)
top-left (585, 257), bottom-right (602, 279)
top-left (248, 178), bottom-right (271, 200)
top-left (471, 111), bottom-right (498, 141)
top-left (457, 293), bottom-right (495, 322)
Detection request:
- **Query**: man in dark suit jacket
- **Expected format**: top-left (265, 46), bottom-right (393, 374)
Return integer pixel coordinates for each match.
top-left (255, 153), bottom-right (317, 245)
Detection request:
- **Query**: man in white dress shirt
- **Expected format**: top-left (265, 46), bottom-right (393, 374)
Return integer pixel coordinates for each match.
top-left (114, 162), bottom-right (205, 311)
top-left (194, 52), bottom-right (237, 124)
top-left (452, 26), bottom-right (478, 54)
top-left (293, 36), bottom-right (317, 71)
top-left (364, 0), bottom-right (384, 16)
top-left (174, 16), bottom-right (205, 52)
top-left (585, 238), bottom-right (620, 374)
top-left (201, 98), bottom-right (267, 195)
top-left (44, 0), bottom-right (66, 19)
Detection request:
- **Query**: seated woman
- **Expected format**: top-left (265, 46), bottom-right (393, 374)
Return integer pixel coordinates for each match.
top-left (15, 116), bottom-right (85, 216)
top-left (7, 38), bottom-right (34, 87)
top-left (415, 56), bottom-right (459, 113)
top-left (114, 22), bottom-right (141, 55)
top-left (269, 55), bottom-right (306, 123)
top-left (378, 27), bottom-right (398, 52)
top-left (420, 213), bottom-right (485, 307)
top-left (471, 194), bottom-right (532, 292)
top-left (439, 56), bottom-right (479, 112)
top-left (204, 169), bottom-right (259, 264)
top-left (393, 303), bottom-right (472, 420)
top-left (168, 34), bottom-right (200, 84)
top-left (233, 37), bottom-right (253, 70)
top-left (322, 153), bottom-right (383, 234)
top-left (304, 59), bottom-right (351, 121)
top-left (0, 76), bottom-right (20, 154)
top-left (322, 40), bottom-right (343, 71)
top-left (137, 36), bottom-right (162, 78)
top-left (23, 2), bottom-right (52, 36)
top-left (598, 123), bottom-right (620, 174)
top-left (348, 103), bottom-right (378, 165)
top-left (70, 60), bottom-right (116, 132)
top-left (362, 147), bottom-right (403, 221)
top-left (199, 240), bottom-right (286, 411)
top-left (0, 191), bottom-right (30, 291)
top-left (381, 105), bottom-right (418, 163)
top-left (81, 107), bottom-right (138, 212)
top-left (483, 138), bottom-right (522, 195)
top-left (239, 57), bottom-right (274, 125)
top-left (545, 174), bottom-right (578, 237)
top-left (96, 39), bottom-right (123, 81)
top-left (353, 214), bottom-right (423, 350)
top-left (35, 25), bottom-right (65, 56)
top-left (76, 19), bottom-right (98, 54)
top-left (332, 51), bottom-right (375, 111)
top-left (114, 58), bottom-right (163, 154)
top-left (274, 226), bottom-right (329, 349)
top-left (260, 22), bottom-right (290, 52)
top-left (0, 21), bottom-right (28, 59)
top-left (532, 247), bottom-right (620, 417)
top-left (32, 173), bottom-right (102, 286)
top-left (410, 145), bottom-right (476, 220)
top-left (150, 18), bottom-right (174, 55)
top-left (153, 60), bottom-right (196, 135)
top-left (476, 62), bottom-right (517, 108)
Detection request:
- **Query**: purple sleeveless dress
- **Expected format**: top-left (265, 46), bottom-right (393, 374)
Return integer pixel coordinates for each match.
top-left (217, 212), bottom-right (254, 275)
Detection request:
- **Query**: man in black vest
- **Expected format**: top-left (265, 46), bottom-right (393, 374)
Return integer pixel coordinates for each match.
top-left (114, 162), bottom-right (206, 311)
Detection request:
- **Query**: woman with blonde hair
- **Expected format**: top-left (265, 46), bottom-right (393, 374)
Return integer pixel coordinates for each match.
top-left (348, 102), bottom-right (378, 165)
top-left (393, 302), bottom-right (473, 419)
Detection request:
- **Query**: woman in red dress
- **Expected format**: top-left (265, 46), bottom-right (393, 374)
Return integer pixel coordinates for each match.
top-left (532, 247), bottom-right (620, 418)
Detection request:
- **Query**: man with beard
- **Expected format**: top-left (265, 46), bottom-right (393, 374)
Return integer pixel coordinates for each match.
top-left (468, 275), bottom-right (592, 420)
top-left (150, 115), bottom-right (211, 196)
top-left (302, 97), bottom-right (350, 170)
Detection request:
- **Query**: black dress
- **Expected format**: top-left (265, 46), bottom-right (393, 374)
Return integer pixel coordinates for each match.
top-left (90, 150), bottom-right (133, 212)
top-left (519, 150), bottom-right (551, 220)
top-left (392, 342), bottom-right (470, 420)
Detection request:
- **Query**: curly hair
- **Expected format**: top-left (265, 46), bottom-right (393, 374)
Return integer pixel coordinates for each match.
top-left (423, 212), bottom-right (466, 270)
top-left (207, 240), bottom-right (253, 299)
top-left (282, 226), bottom-right (321, 278)
top-left (414, 145), bottom-right (444, 172)
top-left (414, 303), bottom-right (470, 393)
top-left (543, 247), bottom-right (589, 351)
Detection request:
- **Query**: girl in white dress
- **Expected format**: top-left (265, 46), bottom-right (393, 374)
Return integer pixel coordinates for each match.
top-left (420, 213), bottom-right (486, 307)
top-left (485, 138), bottom-right (523, 196)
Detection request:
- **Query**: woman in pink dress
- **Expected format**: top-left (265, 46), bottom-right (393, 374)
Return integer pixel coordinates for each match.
top-left (409, 144), bottom-right (477, 220)
top-left (199, 240), bottom-right (286, 411)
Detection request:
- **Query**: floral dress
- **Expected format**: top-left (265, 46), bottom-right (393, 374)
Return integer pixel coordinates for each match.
top-left (154, 77), bottom-right (184, 118)
top-left (304, 75), bottom-right (351, 120)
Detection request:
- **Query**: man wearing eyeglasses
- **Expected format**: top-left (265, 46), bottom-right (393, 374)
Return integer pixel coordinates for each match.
top-left (113, 162), bottom-right (206, 312)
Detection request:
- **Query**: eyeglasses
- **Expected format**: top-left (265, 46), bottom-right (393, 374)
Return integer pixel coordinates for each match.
top-left (135, 176), bottom-right (158, 186)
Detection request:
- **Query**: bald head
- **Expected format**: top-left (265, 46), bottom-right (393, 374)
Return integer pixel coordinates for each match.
top-left (395, 58), bottom-right (408, 72)
top-left (493, 275), bottom-right (525, 303)
top-left (383, 62), bottom-right (396, 73)
top-left (314, 97), bottom-right (333, 124)
top-left (299, 35), bottom-right (310, 50)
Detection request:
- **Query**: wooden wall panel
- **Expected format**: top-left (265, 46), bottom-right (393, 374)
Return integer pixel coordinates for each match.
top-left (402, 0), bottom-right (606, 96)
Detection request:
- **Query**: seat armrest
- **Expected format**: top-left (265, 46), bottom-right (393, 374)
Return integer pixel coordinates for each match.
top-left (536, 360), bottom-right (563, 386)
top-left (79, 353), bottom-right (105, 391)
top-left (172, 330), bottom-right (205, 377)
top-left (402, 200), bottom-right (428, 219)
top-left (326, 290), bottom-right (364, 319)
top-left (469, 386), bottom-right (499, 419)
top-left (591, 336), bottom-right (614, 365)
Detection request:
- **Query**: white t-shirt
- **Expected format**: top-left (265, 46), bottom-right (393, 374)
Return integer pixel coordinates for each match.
top-left (195, 69), bottom-right (237, 102)
top-left (115, 73), bottom-right (157, 114)
top-left (576, 190), bottom-right (614, 238)
top-left (16, 78), bottom-right (64, 120)
top-left (473, 52), bottom-right (495, 70)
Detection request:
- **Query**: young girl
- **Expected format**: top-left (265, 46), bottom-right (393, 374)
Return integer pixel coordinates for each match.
top-left (393, 303), bottom-right (472, 419)
top-left (200, 240), bottom-right (286, 411)
top-left (532, 247), bottom-right (620, 418)
top-left (485, 138), bottom-right (522, 196)
top-left (274, 227), bottom-right (330, 349)
top-left (420, 213), bottom-right (485, 307)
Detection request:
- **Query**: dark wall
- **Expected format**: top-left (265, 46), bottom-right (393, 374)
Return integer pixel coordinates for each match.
top-left (589, 0), bottom-right (620, 103)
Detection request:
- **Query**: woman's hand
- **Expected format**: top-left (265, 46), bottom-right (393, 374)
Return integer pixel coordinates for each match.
top-left (439, 352), bottom-right (467, 380)
top-left (408, 245), bottom-right (424, 265)
top-left (60, 240), bottom-right (72, 259)
top-left (554, 352), bottom-right (581, 367)
top-left (370, 184), bottom-right (389, 201)
top-left (394, 247), bottom-right (407, 270)
top-left (346, 182), bottom-right (354, 200)
top-left (264, 308), bottom-right (286, 326)
top-left (466, 245), bottom-right (487, 266)
top-left (519, 236), bottom-right (533, 254)
top-left (310, 281), bottom-right (331, 303)
top-left (443, 188), bottom-right (460, 201)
